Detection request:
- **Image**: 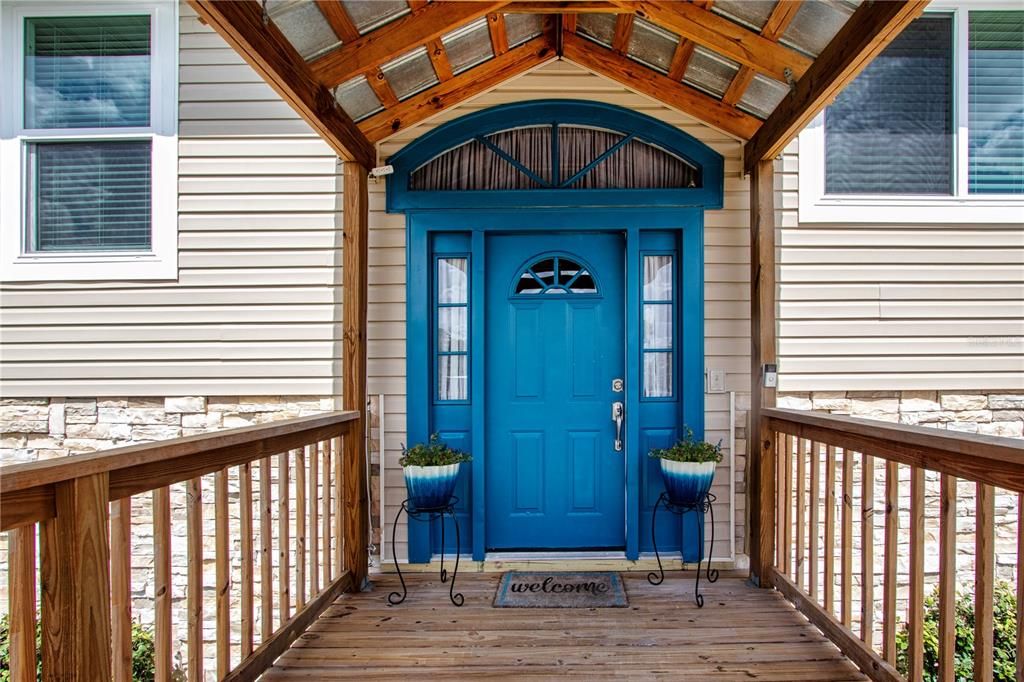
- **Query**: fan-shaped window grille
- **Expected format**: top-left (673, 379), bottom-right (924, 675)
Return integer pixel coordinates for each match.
top-left (514, 255), bottom-right (597, 295)
top-left (410, 124), bottom-right (700, 191)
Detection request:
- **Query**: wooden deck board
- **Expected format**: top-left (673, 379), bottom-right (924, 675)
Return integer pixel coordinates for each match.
top-left (266, 573), bottom-right (867, 680)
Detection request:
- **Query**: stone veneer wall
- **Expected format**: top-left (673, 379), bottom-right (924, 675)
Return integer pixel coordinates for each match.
top-left (776, 389), bottom-right (1022, 645)
top-left (0, 395), bottom-right (391, 680)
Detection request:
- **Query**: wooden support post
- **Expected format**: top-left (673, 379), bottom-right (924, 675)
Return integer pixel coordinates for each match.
top-left (40, 472), bottom-right (112, 682)
top-left (343, 161), bottom-right (370, 587)
top-left (748, 157), bottom-right (777, 588)
top-left (9, 526), bottom-right (37, 682)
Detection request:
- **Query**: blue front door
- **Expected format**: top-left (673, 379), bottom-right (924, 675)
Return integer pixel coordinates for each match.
top-left (486, 233), bottom-right (626, 550)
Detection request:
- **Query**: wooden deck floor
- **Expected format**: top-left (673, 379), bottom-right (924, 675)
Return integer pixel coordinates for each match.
top-left (265, 572), bottom-right (867, 680)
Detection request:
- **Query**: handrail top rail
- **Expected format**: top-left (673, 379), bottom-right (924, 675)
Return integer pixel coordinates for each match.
top-left (763, 407), bottom-right (1024, 464)
top-left (0, 410), bottom-right (359, 495)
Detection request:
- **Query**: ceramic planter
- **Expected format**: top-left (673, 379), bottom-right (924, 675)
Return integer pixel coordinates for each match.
top-left (658, 459), bottom-right (715, 507)
top-left (403, 462), bottom-right (461, 510)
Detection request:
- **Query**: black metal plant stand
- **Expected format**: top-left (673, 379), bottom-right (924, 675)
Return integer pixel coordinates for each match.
top-left (388, 497), bottom-right (464, 606)
top-left (647, 491), bottom-right (719, 607)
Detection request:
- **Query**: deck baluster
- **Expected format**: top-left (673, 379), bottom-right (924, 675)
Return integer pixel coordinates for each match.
top-left (309, 442), bottom-right (320, 597)
top-left (110, 497), bottom-right (132, 682)
top-left (809, 440), bottom-right (820, 602)
top-left (841, 448), bottom-right (853, 629)
top-left (296, 447), bottom-right (307, 608)
top-left (908, 467), bottom-right (925, 682)
top-left (824, 445), bottom-right (836, 615)
top-left (9, 526), bottom-right (37, 682)
top-left (795, 437), bottom-right (806, 589)
top-left (279, 451), bottom-right (292, 624)
top-left (938, 473), bottom-right (956, 682)
top-left (186, 477), bottom-right (203, 682)
top-left (975, 483), bottom-right (995, 682)
top-left (215, 469), bottom-right (231, 677)
top-left (260, 457), bottom-right (274, 641)
top-left (882, 462), bottom-right (898, 664)
top-left (240, 463), bottom-right (255, 659)
top-left (860, 454), bottom-right (874, 646)
top-left (153, 487), bottom-right (172, 682)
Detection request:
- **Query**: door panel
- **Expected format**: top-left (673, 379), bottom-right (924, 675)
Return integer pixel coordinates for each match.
top-left (486, 233), bottom-right (625, 550)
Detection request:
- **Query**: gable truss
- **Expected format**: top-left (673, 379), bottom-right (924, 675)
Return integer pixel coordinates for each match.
top-left (191, 0), bottom-right (929, 167)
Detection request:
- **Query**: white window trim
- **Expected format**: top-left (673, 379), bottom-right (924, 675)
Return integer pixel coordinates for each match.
top-left (0, 1), bottom-right (178, 282)
top-left (797, 1), bottom-right (1024, 224)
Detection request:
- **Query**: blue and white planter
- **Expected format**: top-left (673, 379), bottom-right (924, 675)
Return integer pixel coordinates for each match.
top-left (404, 462), bottom-right (461, 510)
top-left (659, 459), bottom-right (715, 507)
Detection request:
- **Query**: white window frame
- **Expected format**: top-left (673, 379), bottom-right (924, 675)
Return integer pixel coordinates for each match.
top-left (0, 0), bottom-right (178, 281)
top-left (798, 1), bottom-right (1024, 224)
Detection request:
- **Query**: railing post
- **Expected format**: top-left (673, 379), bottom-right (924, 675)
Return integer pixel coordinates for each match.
top-left (9, 526), bottom-right (37, 682)
top-left (752, 416), bottom-right (777, 587)
top-left (39, 472), bottom-right (111, 681)
top-left (343, 160), bottom-right (370, 587)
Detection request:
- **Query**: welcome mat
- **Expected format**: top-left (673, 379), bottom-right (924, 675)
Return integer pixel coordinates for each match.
top-left (493, 571), bottom-right (628, 608)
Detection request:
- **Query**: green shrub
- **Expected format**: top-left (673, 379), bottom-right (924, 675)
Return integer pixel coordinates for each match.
top-left (648, 427), bottom-right (723, 464)
top-left (895, 580), bottom-right (1017, 681)
top-left (0, 614), bottom-right (185, 681)
top-left (400, 433), bottom-right (471, 467)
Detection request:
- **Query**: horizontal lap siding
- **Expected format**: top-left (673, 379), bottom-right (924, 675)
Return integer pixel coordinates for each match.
top-left (0, 4), bottom-right (343, 398)
top-left (372, 61), bottom-right (749, 562)
top-left (778, 139), bottom-right (1024, 392)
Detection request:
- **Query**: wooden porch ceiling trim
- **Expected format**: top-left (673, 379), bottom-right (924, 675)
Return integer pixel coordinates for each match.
top-left (188, 0), bottom-right (375, 169)
top-left (722, 0), bottom-right (801, 106)
top-left (618, 1), bottom-right (812, 84)
top-left (743, 0), bottom-right (929, 174)
top-left (505, 2), bottom-right (626, 12)
top-left (563, 32), bottom-right (760, 140)
top-left (310, 1), bottom-right (510, 89)
top-left (359, 35), bottom-right (557, 142)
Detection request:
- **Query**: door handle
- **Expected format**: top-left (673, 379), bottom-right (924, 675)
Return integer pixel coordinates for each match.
top-left (611, 401), bottom-right (624, 452)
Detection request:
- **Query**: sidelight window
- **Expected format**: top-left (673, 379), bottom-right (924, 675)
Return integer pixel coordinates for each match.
top-left (642, 255), bottom-right (674, 399)
top-left (436, 256), bottom-right (469, 401)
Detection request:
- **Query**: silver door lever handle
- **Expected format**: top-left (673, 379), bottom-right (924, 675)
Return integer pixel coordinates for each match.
top-left (611, 401), bottom-right (624, 452)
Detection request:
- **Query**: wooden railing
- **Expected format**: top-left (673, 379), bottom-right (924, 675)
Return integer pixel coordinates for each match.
top-left (752, 408), bottom-right (1024, 682)
top-left (2, 410), bottom-right (365, 682)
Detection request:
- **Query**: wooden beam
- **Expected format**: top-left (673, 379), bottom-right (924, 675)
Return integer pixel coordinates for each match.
top-left (563, 32), bottom-right (759, 140)
top-left (748, 158), bottom-right (777, 588)
top-left (488, 12), bottom-right (510, 56)
top-left (342, 162), bottom-right (370, 588)
top-left (743, 0), bottom-right (929, 173)
top-left (310, 1), bottom-right (509, 88)
top-left (722, 0), bottom-right (800, 106)
top-left (316, 0), bottom-right (360, 42)
top-left (360, 36), bottom-right (555, 142)
top-left (505, 1), bottom-right (625, 12)
top-left (40, 473), bottom-right (111, 682)
top-left (620, 1), bottom-right (811, 83)
top-left (665, 1), bottom-right (713, 82)
top-left (188, 0), bottom-right (375, 169)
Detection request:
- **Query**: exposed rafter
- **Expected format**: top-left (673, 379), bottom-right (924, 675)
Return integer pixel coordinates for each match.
top-left (188, 0), bottom-right (375, 168)
top-left (310, 1), bottom-right (510, 88)
top-left (611, 14), bottom-right (635, 54)
top-left (563, 32), bottom-right (760, 140)
top-left (359, 35), bottom-right (557, 142)
top-left (617, 0), bottom-right (812, 84)
top-left (743, 0), bottom-right (930, 173)
top-left (722, 0), bottom-right (801, 106)
top-left (426, 38), bottom-right (455, 81)
top-left (316, 0), bottom-right (360, 42)
top-left (665, 0), bottom-right (714, 82)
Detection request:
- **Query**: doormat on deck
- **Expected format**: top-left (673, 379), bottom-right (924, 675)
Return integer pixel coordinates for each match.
top-left (493, 571), bottom-right (628, 608)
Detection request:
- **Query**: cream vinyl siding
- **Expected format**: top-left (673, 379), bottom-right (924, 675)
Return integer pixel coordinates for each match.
top-left (0, 3), bottom-right (344, 397)
top-left (778, 139), bottom-right (1024, 392)
top-left (371, 60), bottom-right (752, 563)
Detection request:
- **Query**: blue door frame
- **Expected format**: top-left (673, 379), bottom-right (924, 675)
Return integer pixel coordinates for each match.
top-left (389, 101), bottom-right (724, 564)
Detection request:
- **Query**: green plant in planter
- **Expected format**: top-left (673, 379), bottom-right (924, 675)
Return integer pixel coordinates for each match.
top-left (648, 427), bottom-right (723, 463)
top-left (399, 433), bottom-right (472, 467)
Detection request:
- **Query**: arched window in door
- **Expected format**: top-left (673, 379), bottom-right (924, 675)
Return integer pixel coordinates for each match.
top-left (409, 125), bottom-right (700, 191)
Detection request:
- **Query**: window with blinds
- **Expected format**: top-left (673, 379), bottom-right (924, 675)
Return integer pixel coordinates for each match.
top-left (23, 14), bottom-right (153, 253)
top-left (969, 11), bottom-right (1024, 195)
top-left (824, 16), bottom-right (954, 195)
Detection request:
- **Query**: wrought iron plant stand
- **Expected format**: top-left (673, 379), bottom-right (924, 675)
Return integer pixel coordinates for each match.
top-left (647, 491), bottom-right (719, 607)
top-left (388, 497), bottom-right (464, 606)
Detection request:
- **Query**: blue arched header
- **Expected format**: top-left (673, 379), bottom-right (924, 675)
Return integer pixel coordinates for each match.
top-left (386, 100), bottom-right (725, 212)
